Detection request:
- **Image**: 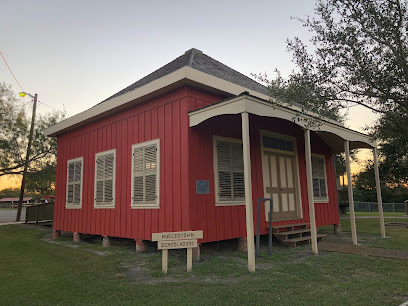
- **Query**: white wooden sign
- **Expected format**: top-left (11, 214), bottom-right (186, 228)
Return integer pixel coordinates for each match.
top-left (152, 230), bottom-right (203, 241)
top-left (152, 230), bottom-right (203, 273)
top-left (158, 239), bottom-right (198, 250)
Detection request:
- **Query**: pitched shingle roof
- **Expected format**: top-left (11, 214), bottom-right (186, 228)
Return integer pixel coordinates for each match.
top-left (101, 48), bottom-right (269, 103)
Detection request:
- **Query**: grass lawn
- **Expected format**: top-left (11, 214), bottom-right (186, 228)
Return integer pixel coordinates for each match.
top-left (0, 224), bottom-right (408, 305)
top-left (327, 217), bottom-right (408, 250)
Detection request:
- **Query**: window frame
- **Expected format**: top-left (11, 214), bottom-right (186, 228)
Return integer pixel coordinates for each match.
top-left (213, 136), bottom-right (246, 206)
top-left (311, 154), bottom-right (329, 203)
top-left (131, 139), bottom-right (160, 209)
top-left (94, 149), bottom-right (116, 209)
top-left (66, 157), bottom-right (84, 209)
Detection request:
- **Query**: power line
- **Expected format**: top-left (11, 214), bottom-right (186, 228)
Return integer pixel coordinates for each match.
top-left (0, 50), bottom-right (25, 92)
top-left (1, 49), bottom-right (69, 116)
top-left (38, 100), bottom-right (69, 115)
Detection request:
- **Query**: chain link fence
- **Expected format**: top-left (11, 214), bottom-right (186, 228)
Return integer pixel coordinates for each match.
top-left (349, 202), bottom-right (406, 213)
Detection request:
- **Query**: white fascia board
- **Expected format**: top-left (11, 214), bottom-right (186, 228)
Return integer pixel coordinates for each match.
top-left (185, 67), bottom-right (343, 127)
top-left (189, 95), bottom-right (376, 148)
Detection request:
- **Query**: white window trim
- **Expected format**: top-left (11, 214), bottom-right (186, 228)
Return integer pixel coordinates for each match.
top-left (261, 130), bottom-right (296, 155)
top-left (213, 135), bottom-right (245, 206)
top-left (131, 138), bottom-right (160, 209)
top-left (66, 156), bottom-right (84, 209)
top-left (94, 149), bottom-right (116, 209)
top-left (311, 153), bottom-right (329, 203)
top-left (260, 130), bottom-right (303, 219)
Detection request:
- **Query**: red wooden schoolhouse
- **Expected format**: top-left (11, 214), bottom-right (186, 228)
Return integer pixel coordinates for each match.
top-left (45, 49), bottom-right (384, 269)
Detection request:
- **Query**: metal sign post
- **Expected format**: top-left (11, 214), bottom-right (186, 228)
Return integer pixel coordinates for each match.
top-left (256, 198), bottom-right (273, 257)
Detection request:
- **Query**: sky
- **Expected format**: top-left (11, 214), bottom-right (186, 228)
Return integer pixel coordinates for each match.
top-left (0, 0), bottom-right (378, 190)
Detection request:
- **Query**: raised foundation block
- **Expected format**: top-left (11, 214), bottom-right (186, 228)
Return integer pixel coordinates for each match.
top-left (73, 232), bottom-right (80, 242)
top-left (135, 239), bottom-right (146, 253)
top-left (102, 236), bottom-right (111, 247)
top-left (238, 237), bottom-right (248, 252)
top-left (192, 245), bottom-right (200, 262)
top-left (52, 230), bottom-right (60, 240)
top-left (334, 223), bottom-right (342, 235)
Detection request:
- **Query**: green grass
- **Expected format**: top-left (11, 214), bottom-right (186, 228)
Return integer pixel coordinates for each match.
top-left (320, 217), bottom-right (408, 250)
top-left (0, 224), bottom-right (408, 305)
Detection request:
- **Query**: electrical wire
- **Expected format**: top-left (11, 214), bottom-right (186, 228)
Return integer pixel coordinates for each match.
top-left (1, 49), bottom-right (69, 116)
top-left (0, 50), bottom-right (25, 92)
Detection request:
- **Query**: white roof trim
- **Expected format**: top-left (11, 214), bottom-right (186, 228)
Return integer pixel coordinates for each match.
top-left (188, 95), bottom-right (376, 149)
top-left (44, 65), bottom-right (343, 137)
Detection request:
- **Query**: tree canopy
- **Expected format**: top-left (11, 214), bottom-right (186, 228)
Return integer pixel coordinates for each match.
top-left (263, 0), bottom-right (408, 186)
top-left (0, 82), bottom-right (64, 192)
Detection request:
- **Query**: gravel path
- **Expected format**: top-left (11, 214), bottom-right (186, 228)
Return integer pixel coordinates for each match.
top-left (319, 242), bottom-right (408, 260)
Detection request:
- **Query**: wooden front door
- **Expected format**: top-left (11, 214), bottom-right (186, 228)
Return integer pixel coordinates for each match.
top-left (262, 151), bottom-right (299, 221)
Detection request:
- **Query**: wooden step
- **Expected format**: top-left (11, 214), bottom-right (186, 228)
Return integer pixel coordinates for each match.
top-left (274, 228), bottom-right (311, 236)
top-left (284, 233), bottom-right (326, 243)
top-left (270, 222), bottom-right (310, 229)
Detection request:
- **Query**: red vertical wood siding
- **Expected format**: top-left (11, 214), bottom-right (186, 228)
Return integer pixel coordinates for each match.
top-left (55, 87), bottom-right (197, 240)
top-left (54, 85), bottom-right (339, 243)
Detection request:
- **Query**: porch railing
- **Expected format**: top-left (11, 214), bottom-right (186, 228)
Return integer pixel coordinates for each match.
top-left (25, 203), bottom-right (54, 224)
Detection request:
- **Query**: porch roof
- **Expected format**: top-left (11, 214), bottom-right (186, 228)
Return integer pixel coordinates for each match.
top-left (188, 93), bottom-right (376, 154)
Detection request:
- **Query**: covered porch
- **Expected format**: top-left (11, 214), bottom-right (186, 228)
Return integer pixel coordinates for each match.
top-left (188, 93), bottom-right (386, 272)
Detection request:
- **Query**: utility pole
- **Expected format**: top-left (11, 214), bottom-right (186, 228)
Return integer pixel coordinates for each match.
top-left (16, 93), bottom-right (37, 222)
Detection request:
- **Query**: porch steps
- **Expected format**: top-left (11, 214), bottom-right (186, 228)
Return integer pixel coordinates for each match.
top-left (270, 223), bottom-right (327, 248)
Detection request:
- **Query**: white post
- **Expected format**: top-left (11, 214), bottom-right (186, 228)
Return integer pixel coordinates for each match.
top-left (304, 129), bottom-right (318, 255)
top-left (373, 147), bottom-right (386, 238)
top-left (241, 112), bottom-right (255, 272)
top-left (344, 140), bottom-right (358, 245)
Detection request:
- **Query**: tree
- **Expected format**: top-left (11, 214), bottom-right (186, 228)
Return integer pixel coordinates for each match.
top-left (0, 82), bottom-right (64, 178)
top-left (0, 188), bottom-right (21, 198)
top-left (353, 162), bottom-right (408, 202)
top-left (26, 164), bottom-right (56, 195)
top-left (261, 0), bottom-right (408, 185)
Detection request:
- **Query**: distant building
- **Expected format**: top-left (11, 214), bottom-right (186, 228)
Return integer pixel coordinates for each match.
top-left (0, 197), bottom-right (32, 208)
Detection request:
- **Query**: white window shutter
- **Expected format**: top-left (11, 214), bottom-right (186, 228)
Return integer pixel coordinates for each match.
top-left (216, 140), bottom-right (245, 202)
top-left (94, 150), bottom-right (115, 207)
top-left (67, 158), bottom-right (82, 206)
top-left (133, 147), bottom-right (144, 204)
top-left (144, 144), bottom-right (157, 202)
top-left (132, 140), bottom-right (159, 207)
top-left (217, 141), bottom-right (232, 200)
top-left (95, 156), bottom-right (104, 203)
top-left (104, 153), bottom-right (114, 203)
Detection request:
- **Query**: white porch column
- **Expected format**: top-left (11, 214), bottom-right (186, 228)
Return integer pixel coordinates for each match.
top-left (373, 147), bottom-right (386, 238)
top-left (241, 112), bottom-right (255, 272)
top-left (344, 140), bottom-right (358, 245)
top-left (304, 129), bottom-right (318, 255)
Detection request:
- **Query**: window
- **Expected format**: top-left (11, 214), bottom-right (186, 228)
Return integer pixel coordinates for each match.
top-left (311, 156), bottom-right (328, 201)
top-left (94, 149), bottom-right (116, 208)
top-left (214, 137), bottom-right (245, 204)
top-left (66, 157), bottom-right (83, 208)
top-left (131, 139), bottom-right (160, 208)
top-left (262, 135), bottom-right (293, 152)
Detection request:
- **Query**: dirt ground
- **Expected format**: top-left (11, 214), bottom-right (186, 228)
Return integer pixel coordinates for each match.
top-left (319, 242), bottom-right (408, 260)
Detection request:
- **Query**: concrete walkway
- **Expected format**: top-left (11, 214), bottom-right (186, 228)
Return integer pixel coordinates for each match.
top-left (0, 221), bottom-right (24, 226)
top-left (0, 209), bottom-right (26, 223)
top-left (319, 242), bottom-right (408, 260)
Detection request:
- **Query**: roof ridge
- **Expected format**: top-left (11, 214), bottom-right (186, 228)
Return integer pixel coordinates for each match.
top-left (187, 48), bottom-right (202, 66)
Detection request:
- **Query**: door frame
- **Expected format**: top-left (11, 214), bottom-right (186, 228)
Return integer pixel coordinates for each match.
top-left (260, 130), bottom-right (303, 221)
